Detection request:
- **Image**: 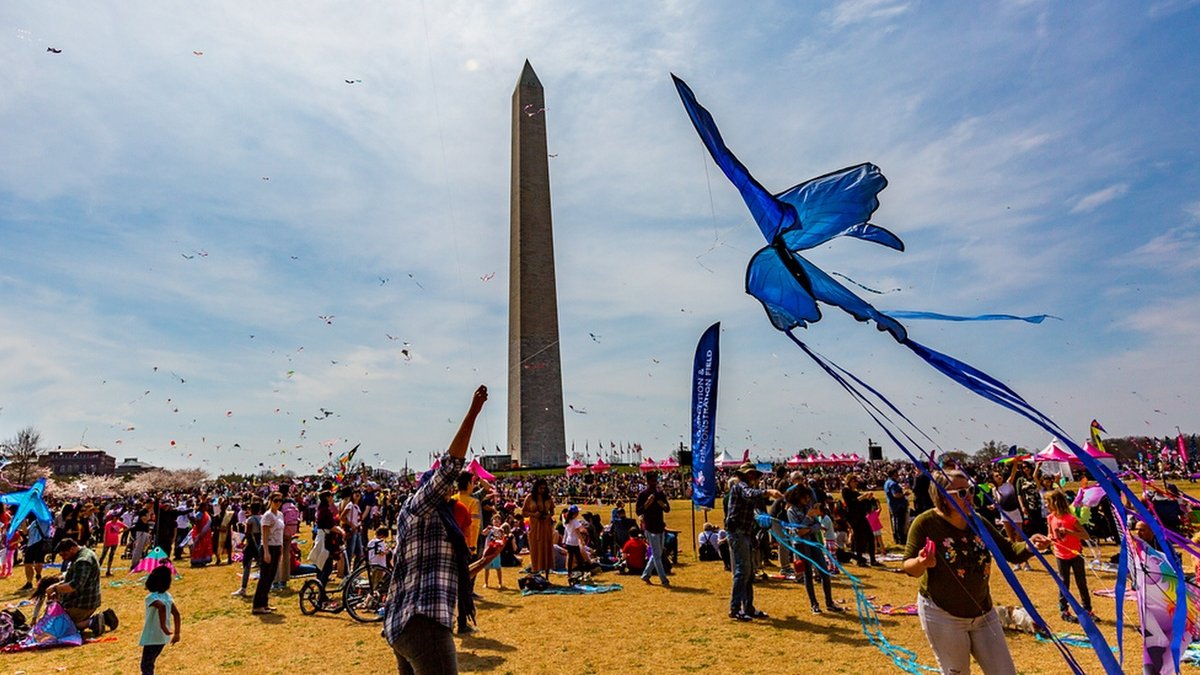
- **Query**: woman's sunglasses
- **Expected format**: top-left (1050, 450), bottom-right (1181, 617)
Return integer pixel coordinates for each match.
top-left (948, 487), bottom-right (972, 499)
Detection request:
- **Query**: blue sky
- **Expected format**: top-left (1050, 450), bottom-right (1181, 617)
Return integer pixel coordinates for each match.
top-left (1, 1), bottom-right (1198, 474)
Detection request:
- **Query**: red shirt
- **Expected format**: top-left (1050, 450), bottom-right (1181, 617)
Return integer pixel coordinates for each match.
top-left (622, 537), bottom-right (648, 570)
top-left (1048, 512), bottom-right (1082, 560)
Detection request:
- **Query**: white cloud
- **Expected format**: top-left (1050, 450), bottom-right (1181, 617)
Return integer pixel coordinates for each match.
top-left (1070, 183), bottom-right (1128, 214)
top-left (828, 0), bottom-right (912, 28)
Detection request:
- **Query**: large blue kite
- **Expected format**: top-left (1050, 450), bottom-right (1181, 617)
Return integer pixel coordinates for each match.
top-left (672, 74), bottom-right (1187, 675)
top-left (0, 478), bottom-right (52, 542)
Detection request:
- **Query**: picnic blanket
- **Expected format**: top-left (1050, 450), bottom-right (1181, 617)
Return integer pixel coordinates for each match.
top-left (521, 583), bottom-right (623, 596)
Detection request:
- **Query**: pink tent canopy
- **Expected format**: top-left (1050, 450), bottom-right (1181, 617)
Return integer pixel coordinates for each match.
top-left (658, 457), bottom-right (680, 470)
top-left (430, 457), bottom-right (497, 481)
top-left (467, 458), bottom-right (497, 482)
top-left (590, 459), bottom-right (611, 473)
top-left (639, 458), bottom-right (659, 473)
top-left (786, 454), bottom-right (803, 467)
top-left (1036, 439), bottom-right (1075, 463)
top-left (565, 459), bottom-right (587, 476)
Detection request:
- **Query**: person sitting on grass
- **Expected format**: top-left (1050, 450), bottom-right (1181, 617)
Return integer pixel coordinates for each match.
top-left (139, 565), bottom-right (181, 675)
top-left (620, 527), bottom-right (648, 575)
top-left (48, 538), bottom-right (118, 637)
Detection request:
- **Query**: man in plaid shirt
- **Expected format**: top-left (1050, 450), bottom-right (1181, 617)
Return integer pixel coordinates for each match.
top-left (724, 462), bottom-right (782, 622)
top-left (51, 538), bottom-right (117, 636)
top-left (384, 385), bottom-right (488, 674)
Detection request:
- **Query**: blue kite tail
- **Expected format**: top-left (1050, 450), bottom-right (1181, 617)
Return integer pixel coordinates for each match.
top-left (886, 311), bottom-right (1060, 324)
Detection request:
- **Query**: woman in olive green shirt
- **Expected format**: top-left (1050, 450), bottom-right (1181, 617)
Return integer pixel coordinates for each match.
top-left (903, 469), bottom-right (1051, 675)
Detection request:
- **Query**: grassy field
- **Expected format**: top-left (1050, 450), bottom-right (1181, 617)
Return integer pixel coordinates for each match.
top-left (3, 499), bottom-right (1141, 674)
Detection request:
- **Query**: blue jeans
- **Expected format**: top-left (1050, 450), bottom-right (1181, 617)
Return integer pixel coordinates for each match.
top-left (728, 531), bottom-right (756, 615)
top-left (641, 531), bottom-right (669, 583)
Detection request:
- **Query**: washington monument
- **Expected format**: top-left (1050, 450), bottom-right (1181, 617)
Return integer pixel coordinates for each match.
top-left (507, 61), bottom-right (566, 468)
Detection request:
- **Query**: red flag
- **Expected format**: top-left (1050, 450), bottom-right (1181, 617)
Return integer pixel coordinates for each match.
top-left (1179, 432), bottom-right (1188, 463)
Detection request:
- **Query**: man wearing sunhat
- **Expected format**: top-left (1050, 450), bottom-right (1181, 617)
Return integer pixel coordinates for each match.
top-left (725, 462), bottom-right (783, 621)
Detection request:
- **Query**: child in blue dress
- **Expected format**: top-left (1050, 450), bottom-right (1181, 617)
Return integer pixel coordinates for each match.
top-left (139, 565), bottom-right (181, 674)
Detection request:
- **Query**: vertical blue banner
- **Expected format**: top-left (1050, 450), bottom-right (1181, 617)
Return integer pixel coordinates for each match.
top-left (691, 322), bottom-right (720, 509)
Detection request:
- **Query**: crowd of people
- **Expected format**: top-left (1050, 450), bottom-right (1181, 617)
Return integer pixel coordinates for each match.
top-left (9, 391), bottom-right (1199, 674)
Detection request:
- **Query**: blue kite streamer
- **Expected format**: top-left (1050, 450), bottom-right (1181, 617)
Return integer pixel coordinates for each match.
top-left (886, 311), bottom-right (1061, 323)
top-left (672, 73), bottom-right (1186, 673)
top-left (788, 335), bottom-right (1095, 674)
top-left (757, 513), bottom-right (938, 674)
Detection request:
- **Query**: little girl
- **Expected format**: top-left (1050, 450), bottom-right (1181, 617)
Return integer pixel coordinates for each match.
top-left (865, 496), bottom-right (885, 553)
top-left (0, 530), bottom-right (23, 578)
top-left (1047, 490), bottom-right (1094, 623)
top-left (819, 504), bottom-right (838, 573)
top-left (101, 512), bottom-right (126, 577)
top-left (140, 565), bottom-right (181, 675)
top-left (481, 516), bottom-right (508, 589)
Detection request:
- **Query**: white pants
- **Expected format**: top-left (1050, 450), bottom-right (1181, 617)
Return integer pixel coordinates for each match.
top-left (916, 594), bottom-right (1016, 675)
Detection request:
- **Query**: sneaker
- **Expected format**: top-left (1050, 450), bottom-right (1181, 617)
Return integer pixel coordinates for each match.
top-left (1086, 611), bottom-right (1100, 623)
top-left (18, 583), bottom-right (31, 592)
top-left (103, 608), bottom-right (119, 632)
top-left (641, 577), bottom-right (652, 585)
top-left (1061, 611), bottom-right (1078, 623)
top-left (811, 605), bottom-right (823, 614)
top-left (749, 610), bottom-right (769, 619)
top-left (729, 612), bottom-right (751, 622)
top-left (231, 589), bottom-right (246, 597)
top-left (661, 579), bottom-right (671, 588)
top-left (825, 604), bottom-right (845, 613)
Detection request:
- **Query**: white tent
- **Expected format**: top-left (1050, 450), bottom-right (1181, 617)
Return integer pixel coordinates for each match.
top-left (1036, 439), bottom-right (1075, 479)
top-left (717, 450), bottom-right (742, 468)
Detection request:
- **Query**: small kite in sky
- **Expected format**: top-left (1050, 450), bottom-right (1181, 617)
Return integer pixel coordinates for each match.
top-left (548, 153), bottom-right (558, 159)
top-left (379, 276), bottom-right (389, 285)
top-left (192, 50), bottom-right (203, 56)
top-left (46, 47), bottom-right (61, 54)
top-left (400, 349), bottom-right (412, 361)
top-left (318, 315), bottom-right (335, 325)
top-left (261, 176), bottom-right (270, 181)
top-left (226, 410), bottom-right (233, 417)
top-left (480, 272), bottom-right (495, 281)
top-left (180, 253), bottom-right (194, 260)
top-left (588, 332), bottom-right (601, 342)
top-left (408, 273), bottom-right (424, 289)
top-left (523, 104), bottom-right (545, 117)
top-left (568, 405), bottom-right (587, 414)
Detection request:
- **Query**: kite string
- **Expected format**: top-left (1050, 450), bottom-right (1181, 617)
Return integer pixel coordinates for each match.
top-left (418, 0), bottom-right (492, 450)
